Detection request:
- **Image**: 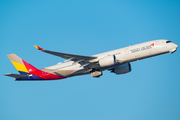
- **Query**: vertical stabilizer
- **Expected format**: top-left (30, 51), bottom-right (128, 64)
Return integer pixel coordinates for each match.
top-left (7, 54), bottom-right (29, 74)
top-left (6, 54), bottom-right (66, 80)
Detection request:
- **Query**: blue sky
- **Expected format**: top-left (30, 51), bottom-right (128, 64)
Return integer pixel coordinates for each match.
top-left (0, 0), bottom-right (180, 120)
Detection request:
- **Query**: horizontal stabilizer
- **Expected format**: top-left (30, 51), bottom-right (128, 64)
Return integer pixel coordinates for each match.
top-left (4, 73), bottom-right (29, 78)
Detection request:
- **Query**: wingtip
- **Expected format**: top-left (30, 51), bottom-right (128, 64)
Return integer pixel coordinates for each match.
top-left (34, 45), bottom-right (44, 50)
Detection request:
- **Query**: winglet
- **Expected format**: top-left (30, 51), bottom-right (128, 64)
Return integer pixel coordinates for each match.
top-left (34, 45), bottom-right (44, 50)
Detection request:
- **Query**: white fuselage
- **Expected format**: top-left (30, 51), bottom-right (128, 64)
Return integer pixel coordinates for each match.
top-left (44, 39), bottom-right (178, 77)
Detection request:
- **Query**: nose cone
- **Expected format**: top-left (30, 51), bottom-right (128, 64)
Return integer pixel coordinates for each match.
top-left (169, 43), bottom-right (178, 54)
top-left (175, 44), bottom-right (178, 49)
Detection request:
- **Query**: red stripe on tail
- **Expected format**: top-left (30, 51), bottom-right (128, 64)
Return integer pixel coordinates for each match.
top-left (22, 60), bottom-right (66, 80)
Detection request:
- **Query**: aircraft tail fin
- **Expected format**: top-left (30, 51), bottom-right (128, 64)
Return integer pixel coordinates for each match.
top-left (6, 54), bottom-right (45, 80)
top-left (6, 54), bottom-right (65, 80)
top-left (7, 54), bottom-right (36, 75)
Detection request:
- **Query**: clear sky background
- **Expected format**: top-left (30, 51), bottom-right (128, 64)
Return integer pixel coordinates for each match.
top-left (0, 0), bottom-right (180, 120)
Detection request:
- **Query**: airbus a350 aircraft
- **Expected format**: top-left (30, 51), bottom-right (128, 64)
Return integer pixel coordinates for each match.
top-left (4, 39), bottom-right (178, 81)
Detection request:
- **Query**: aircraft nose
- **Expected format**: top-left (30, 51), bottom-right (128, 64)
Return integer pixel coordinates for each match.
top-left (169, 43), bottom-right (178, 54)
top-left (174, 43), bottom-right (178, 49)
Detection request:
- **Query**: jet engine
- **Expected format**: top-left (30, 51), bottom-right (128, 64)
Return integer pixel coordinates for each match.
top-left (99, 55), bottom-right (116, 67)
top-left (111, 63), bottom-right (131, 75)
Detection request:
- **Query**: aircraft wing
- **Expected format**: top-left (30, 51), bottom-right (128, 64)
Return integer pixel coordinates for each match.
top-left (34, 45), bottom-right (98, 67)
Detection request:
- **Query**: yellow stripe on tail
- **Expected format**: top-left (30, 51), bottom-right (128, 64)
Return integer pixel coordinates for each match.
top-left (7, 54), bottom-right (29, 73)
top-left (10, 61), bottom-right (29, 73)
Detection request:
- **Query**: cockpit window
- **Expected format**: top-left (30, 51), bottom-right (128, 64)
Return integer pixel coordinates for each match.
top-left (166, 41), bottom-right (172, 43)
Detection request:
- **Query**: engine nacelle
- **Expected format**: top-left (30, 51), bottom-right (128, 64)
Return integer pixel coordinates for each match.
top-left (99, 55), bottom-right (116, 67)
top-left (111, 63), bottom-right (131, 75)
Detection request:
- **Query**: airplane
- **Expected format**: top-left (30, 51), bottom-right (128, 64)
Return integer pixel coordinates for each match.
top-left (4, 39), bottom-right (178, 81)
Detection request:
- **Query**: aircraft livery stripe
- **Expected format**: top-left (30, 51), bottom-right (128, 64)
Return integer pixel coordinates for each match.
top-left (22, 60), bottom-right (47, 79)
top-left (10, 61), bottom-right (29, 73)
top-left (22, 60), bottom-right (66, 80)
